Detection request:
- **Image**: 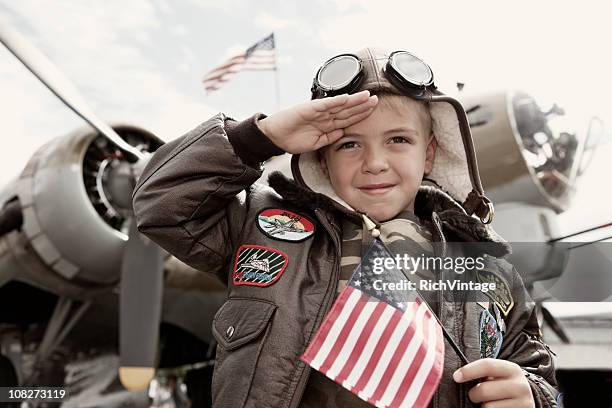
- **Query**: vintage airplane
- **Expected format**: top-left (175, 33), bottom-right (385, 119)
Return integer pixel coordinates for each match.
top-left (461, 89), bottom-right (612, 406)
top-left (0, 22), bottom-right (225, 407)
top-left (0, 20), bottom-right (610, 408)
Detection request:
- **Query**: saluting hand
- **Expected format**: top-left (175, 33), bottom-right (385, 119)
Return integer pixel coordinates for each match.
top-left (258, 90), bottom-right (378, 154)
top-left (453, 358), bottom-right (535, 408)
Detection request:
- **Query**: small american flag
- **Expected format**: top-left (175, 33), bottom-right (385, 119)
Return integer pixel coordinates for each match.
top-left (202, 33), bottom-right (276, 93)
top-left (301, 239), bottom-right (444, 408)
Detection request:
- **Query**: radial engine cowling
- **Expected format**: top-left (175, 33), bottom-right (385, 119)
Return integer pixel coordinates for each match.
top-left (460, 90), bottom-right (593, 213)
top-left (11, 125), bottom-right (163, 287)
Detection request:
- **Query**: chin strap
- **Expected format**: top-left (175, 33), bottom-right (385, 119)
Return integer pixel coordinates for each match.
top-left (462, 189), bottom-right (495, 224)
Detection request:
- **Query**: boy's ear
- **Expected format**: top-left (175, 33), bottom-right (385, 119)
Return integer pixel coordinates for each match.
top-left (424, 133), bottom-right (437, 175)
top-left (318, 149), bottom-right (329, 177)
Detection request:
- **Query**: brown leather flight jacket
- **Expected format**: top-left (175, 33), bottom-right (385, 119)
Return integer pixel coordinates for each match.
top-left (132, 113), bottom-right (559, 408)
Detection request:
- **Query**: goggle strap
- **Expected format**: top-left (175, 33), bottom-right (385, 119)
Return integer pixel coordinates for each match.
top-left (430, 94), bottom-right (487, 191)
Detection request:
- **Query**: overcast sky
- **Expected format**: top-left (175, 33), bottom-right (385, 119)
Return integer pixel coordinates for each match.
top-left (0, 0), bottom-right (610, 235)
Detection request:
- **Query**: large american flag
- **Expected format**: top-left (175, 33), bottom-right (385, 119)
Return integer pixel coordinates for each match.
top-left (202, 33), bottom-right (276, 93)
top-left (301, 239), bottom-right (444, 408)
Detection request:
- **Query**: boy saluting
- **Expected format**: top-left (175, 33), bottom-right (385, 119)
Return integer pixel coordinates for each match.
top-left (133, 48), bottom-right (559, 407)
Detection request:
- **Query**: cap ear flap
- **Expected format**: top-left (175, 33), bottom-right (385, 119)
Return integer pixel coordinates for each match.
top-left (427, 100), bottom-right (473, 203)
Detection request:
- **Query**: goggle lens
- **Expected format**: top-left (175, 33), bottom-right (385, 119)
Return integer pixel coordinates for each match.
top-left (390, 52), bottom-right (433, 87)
top-left (317, 55), bottom-right (361, 91)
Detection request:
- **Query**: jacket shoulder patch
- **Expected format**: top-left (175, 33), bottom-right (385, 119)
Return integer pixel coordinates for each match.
top-left (256, 208), bottom-right (315, 242)
top-left (232, 244), bottom-right (289, 287)
top-left (475, 268), bottom-right (514, 316)
top-left (480, 308), bottom-right (503, 359)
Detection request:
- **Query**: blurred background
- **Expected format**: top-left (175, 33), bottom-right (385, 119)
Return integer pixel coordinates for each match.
top-left (0, 1), bottom-right (610, 407)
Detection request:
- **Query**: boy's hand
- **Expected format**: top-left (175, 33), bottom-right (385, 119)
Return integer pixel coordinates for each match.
top-left (258, 90), bottom-right (378, 154)
top-left (453, 359), bottom-right (535, 408)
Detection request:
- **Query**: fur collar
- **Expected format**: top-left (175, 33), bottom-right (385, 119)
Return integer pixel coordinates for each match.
top-left (267, 171), bottom-right (511, 257)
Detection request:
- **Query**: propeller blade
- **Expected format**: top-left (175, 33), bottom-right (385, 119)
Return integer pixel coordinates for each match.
top-left (119, 217), bottom-right (165, 390)
top-left (0, 22), bottom-right (144, 162)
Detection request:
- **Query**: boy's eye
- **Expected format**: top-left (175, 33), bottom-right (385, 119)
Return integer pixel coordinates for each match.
top-left (390, 136), bottom-right (411, 144)
top-left (337, 141), bottom-right (358, 150)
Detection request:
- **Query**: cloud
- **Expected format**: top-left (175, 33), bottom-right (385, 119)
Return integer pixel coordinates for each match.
top-left (254, 12), bottom-right (293, 30)
top-left (0, 0), bottom-right (219, 187)
top-left (278, 55), bottom-right (294, 64)
top-left (183, 0), bottom-right (246, 13)
top-left (0, 47), bottom-right (84, 186)
top-left (313, 0), bottom-right (611, 92)
top-left (170, 25), bottom-right (189, 36)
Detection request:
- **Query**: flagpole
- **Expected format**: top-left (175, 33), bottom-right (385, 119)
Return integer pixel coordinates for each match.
top-left (274, 66), bottom-right (281, 112)
top-left (271, 32), bottom-right (280, 111)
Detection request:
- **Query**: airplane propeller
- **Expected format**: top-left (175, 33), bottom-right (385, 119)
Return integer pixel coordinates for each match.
top-left (0, 22), bottom-right (144, 163)
top-left (0, 21), bottom-right (163, 390)
top-left (119, 217), bottom-right (165, 390)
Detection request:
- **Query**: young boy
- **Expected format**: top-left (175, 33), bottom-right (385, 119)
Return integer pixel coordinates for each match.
top-left (132, 48), bottom-right (559, 407)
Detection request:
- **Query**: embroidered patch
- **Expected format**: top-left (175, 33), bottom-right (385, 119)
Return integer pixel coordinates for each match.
top-left (480, 309), bottom-right (503, 359)
top-left (475, 269), bottom-right (514, 316)
top-left (492, 302), bottom-right (506, 334)
top-left (476, 301), bottom-right (490, 310)
top-left (256, 208), bottom-right (315, 242)
top-left (232, 245), bottom-right (289, 287)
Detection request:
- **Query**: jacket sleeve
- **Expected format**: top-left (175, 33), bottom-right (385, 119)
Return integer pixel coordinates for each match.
top-left (132, 112), bottom-right (284, 282)
top-left (493, 257), bottom-right (560, 408)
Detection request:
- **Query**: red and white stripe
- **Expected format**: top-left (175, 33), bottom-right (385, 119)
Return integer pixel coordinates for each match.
top-left (242, 49), bottom-right (276, 70)
top-left (202, 50), bottom-right (276, 92)
top-left (301, 286), bottom-right (444, 408)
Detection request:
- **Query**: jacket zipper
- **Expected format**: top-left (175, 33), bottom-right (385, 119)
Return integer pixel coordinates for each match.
top-left (289, 209), bottom-right (341, 408)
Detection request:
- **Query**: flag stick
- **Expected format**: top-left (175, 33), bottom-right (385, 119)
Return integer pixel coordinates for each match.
top-left (378, 239), bottom-right (471, 365)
